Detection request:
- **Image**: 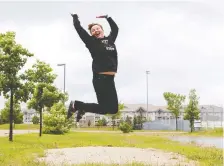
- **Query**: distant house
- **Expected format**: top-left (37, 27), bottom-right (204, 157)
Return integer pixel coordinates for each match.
top-left (22, 108), bottom-right (39, 124)
top-left (21, 104), bottom-right (223, 127)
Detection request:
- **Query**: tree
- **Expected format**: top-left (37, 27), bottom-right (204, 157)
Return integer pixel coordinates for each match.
top-left (27, 83), bottom-right (67, 136)
top-left (107, 103), bottom-right (125, 130)
top-left (22, 60), bottom-right (67, 137)
top-left (163, 92), bottom-right (186, 130)
top-left (125, 115), bottom-right (132, 126)
top-left (119, 122), bottom-right (132, 133)
top-left (184, 89), bottom-right (200, 132)
top-left (0, 99), bottom-right (23, 125)
top-left (43, 102), bottom-right (73, 134)
top-left (101, 117), bottom-right (107, 126)
top-left (136, 108), bottom-right (146, 129)
top-left (32, 115), bottom-right (39, 124)
top-left (0, 31), bottom-right (33, 141)
top-left (133, 115), bottom-right (138, 130)
top-left (96, 119), bottom-right (103, 129)
top-left (88, 120), bottom-right (91, 127)
top-left (119, 115), bottom-right (133, 134)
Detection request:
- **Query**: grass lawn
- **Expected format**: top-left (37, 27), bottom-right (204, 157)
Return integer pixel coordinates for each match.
top-left (0, 131), bottom-right (222, 166)
top-left (181, 128), bottom-right (223, 137)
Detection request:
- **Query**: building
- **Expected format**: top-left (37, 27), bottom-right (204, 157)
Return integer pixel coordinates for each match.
top-left (22, 108), bottom-right (39, 124)
top-left (77, 104), bottom-right (223, 128)
top-left (20, 104), bottom-right (223, 128)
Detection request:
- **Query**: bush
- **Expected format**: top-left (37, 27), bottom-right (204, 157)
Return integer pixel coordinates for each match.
top-left (32, 115), bottom-right (39, 124)
top-left (43, 102), bottom-right (74, 134)
top-left (119, 122), bottom-right (133, 133)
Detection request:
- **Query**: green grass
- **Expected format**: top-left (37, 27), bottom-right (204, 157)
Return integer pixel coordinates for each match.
top-left (0, 124), bottom-right (39, 130)
top-left (182, 128), bottom-right (223, 137)
top-left (0, 131), bottom-right (222, 166)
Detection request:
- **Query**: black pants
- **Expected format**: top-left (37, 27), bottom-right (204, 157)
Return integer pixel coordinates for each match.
top-left (75, 72), bottom-right (118, 114)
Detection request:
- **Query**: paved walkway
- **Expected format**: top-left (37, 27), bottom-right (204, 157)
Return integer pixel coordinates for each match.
top-left (0, 130), bottom-right (39, 137)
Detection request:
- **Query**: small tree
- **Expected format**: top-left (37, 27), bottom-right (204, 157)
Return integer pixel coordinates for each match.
top-left (119, 122), bottom-right (132, 133)
top-left (0, 99), bottom-right (23, 126)
top-left (184, 89), bottom-right (200, 132)
top-left (107, 103), bottom-right (125, 130)
top-left (32, 115), bottom-right (39, 124)
top-left (163, 92), bottom-right (186, 130)
top-left (43, 102), bottom-right (73, 134)
top-left (96, 119), bottom-right (103, 129)
top-left (133, 115), bottom-right (138, 130)
top-left (136, 108), bottom-right (146, 129)
top-left (101, 117), bottom-right (107, 126)
top-left (125, 116), bottom-right (132, 126)
top-left (88, 120), bottom-right (91, 127)
top-left (23, 60), bottom-right (67, 137)
top-left (27, 83), bottom-right (67, 136)
top-left (0, 31), bottom-right (33, 141)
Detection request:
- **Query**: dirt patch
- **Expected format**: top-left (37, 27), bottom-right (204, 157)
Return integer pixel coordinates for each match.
top-left (38, 146), bottom-right (198, 166)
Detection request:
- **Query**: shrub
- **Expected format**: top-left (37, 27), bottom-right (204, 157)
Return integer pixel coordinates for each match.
top-left (43, 102), bottom-right (74, 134)
top-left (32, 115), bottom-right (39, 124)
top-left (119, 122), bottom-right (133, 133)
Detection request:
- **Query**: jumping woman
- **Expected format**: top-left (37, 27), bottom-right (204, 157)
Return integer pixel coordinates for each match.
top-left (67, 13), bottom-right (119, 122)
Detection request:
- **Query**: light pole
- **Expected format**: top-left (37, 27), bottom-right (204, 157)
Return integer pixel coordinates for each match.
top-left (57, 63), bottom-right (66, 93)
top-left (221, 105), bottom-right (223, 128)
top-left (146, 70), bottom-right (150, 120)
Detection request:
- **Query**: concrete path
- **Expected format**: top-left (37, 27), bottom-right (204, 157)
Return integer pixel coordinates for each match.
top-left (0, 130), bottom-right (39, 137)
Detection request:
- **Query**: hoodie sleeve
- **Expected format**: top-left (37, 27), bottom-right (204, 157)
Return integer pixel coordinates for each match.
top-left (73, 16), bottom-right (92, 46)
top-left (106, 17), bottom-right (119, 43)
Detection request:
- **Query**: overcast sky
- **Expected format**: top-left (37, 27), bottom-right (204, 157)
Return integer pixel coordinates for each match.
top-left (0, 1), bottom-right (223, 109)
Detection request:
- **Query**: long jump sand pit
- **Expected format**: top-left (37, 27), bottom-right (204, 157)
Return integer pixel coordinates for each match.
top-left (38, 146), bottom-right (198, 166)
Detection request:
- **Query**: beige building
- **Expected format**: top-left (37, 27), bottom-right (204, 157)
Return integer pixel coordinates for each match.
top-left (77, 104), bottom-right (223, 128)
top-left (21, 104), bottom-right (223, 128)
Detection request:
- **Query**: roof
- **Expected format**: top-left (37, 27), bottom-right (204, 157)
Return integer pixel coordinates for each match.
top-left (121, 104), bottom-right (223, 113)
top-left (121, 104), bottom-right (167, 112)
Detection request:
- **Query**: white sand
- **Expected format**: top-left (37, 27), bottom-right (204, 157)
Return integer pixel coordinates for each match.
top-left (38, 146), bottom-right (198, 166)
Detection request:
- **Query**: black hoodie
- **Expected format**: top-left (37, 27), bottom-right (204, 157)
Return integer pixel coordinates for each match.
top-left (72, 15), bottom-right (119, 73)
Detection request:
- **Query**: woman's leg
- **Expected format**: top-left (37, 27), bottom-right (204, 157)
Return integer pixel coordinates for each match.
top-left (67, 73), bottom-right (119, 121)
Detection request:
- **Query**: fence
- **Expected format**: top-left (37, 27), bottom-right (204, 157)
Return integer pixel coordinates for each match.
top-left (143, 116), bottom-right (223, 131)
top-left (142, 119), bottom-right (191, 131)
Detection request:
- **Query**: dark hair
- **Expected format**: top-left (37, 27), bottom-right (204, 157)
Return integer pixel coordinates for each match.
top-left (88, 23), bottom-right (103, 32)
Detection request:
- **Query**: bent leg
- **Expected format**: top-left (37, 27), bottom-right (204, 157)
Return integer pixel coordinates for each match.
top-left (75, 73), bottom-right (118, 114)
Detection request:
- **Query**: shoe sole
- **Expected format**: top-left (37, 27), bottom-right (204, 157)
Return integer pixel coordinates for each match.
top-left (67, 101), bottom-right (75, 119)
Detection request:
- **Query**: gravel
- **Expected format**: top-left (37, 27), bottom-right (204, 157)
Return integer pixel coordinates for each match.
top-left (38, 146), bottom-right (198, 166)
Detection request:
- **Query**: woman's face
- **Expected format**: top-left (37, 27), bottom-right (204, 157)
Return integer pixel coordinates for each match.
top-left (90, 24), bottom-right (104, 38)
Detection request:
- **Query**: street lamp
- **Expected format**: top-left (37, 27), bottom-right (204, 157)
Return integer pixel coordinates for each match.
top-left (146, 70), bottom-right (150, 119)
top-left (57, 63), bottom-right (66, 93)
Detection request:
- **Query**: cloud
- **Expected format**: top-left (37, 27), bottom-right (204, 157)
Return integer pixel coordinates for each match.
top-left (0, 1), bottom-right (223, 109)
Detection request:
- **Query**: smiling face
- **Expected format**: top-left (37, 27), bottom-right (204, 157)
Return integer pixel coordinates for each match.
top-left (88, 23), bottom-right (104, 38)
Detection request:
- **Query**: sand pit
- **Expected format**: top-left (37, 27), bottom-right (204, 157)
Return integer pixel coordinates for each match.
top-left (38, 146), bottom-right (198, 166)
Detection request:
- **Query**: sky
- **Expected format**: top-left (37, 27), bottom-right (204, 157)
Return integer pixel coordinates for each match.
top-left (0, 0), bottom-right (223, 109)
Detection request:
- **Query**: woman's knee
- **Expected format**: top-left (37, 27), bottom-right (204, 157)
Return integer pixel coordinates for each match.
top-left (106, 104), bottom-right (118, 114)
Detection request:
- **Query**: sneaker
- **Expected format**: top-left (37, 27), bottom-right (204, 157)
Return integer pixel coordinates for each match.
top-left (67, 101), bottom-right (77, 119)
top-left (76, 109), bottom-right (85, 122)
